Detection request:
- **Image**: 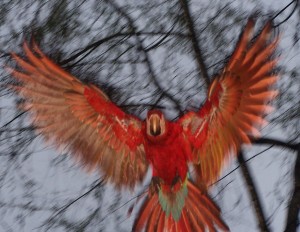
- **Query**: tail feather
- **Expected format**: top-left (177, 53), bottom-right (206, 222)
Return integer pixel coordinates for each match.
top-left (147, 206), bottom-right (162, 231)
top-left (157, 210), bottom-right (165, 231)
top-left (185, 201), bottom-right (206, 232)
top-left (133, 180), bottom-right (229, 232)
top-left (134, 193), bottom-right (159, 231)
top-left (188, 183), bottom-right (228, 230)
top-left (189, 182), bottom-right (218, 212)
top-left (181, 210), bottom-right (194, 232)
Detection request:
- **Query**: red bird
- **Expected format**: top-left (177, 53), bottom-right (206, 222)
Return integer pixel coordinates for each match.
top-left (7, 19), bottom-right (279, 231)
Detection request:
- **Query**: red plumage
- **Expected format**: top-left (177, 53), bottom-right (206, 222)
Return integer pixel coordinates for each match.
top-left (143, 111), bottom-right (191, 185)
top-left (6, 18), bottom-right (279, 231)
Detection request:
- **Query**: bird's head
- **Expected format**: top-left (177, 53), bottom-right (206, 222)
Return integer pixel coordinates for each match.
top-left (146, 110), bottom-right (166, 138)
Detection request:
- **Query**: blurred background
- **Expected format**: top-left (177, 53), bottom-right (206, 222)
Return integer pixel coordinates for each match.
top-left (0, 0), bottom-right (299, 231)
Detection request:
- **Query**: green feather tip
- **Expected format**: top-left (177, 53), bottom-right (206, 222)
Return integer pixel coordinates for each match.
top-left (158, 181), bottom-right (188, 221)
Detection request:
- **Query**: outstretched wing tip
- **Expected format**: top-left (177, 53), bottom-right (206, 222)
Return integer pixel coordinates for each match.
top-left (246, 16), bottom-right (256, 29)
top-left (8, 40), bottom-right (148, 190)
top-left (184, 18), bottom-right (280, 187)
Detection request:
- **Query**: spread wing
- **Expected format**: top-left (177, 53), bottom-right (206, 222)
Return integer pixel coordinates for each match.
top-left (7, 42), bottom-right (148, 189)
top-left (180, 19), bottom-right (279, 187)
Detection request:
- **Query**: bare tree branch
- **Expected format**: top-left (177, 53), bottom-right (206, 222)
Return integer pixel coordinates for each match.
top-left (104, 0), bottom-right (183, 114)
top-left (40, 179), bottom-right (104, 229)
top-left (59, 32), bottom-right (128, 65)
top-left (179, 0), bottom-right (210, 88)
top-left (252, 137), bottom-right (299, 150)
top-left (238, 151), bottom-right (270, 232)
top-left (272, 0), bottom-right (299, 27)
top-left (284, 144), bottom-right (300, 232)
top-left (1, 110), bottom-right (28, 128)
top-left (59, 31), bottom-right (188, 65)
top-left (212, 145), bottom-right (274, 186)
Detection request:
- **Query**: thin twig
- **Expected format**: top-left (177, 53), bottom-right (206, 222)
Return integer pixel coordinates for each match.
top-left (105, 0), bottom-right (183, 113)
top-left (59, 31), bottom-right (188, 65)
top-left (59, 32), bottom-right (128, 65)
top-left (39, 179), bottom-right (104, 229)
top-left (1, 110), bottom-right (28, 128)
top-left (272, 0), bottom-right (299, 27)
top-left (212, 145), bottom-right (274, 186)
top-left (284, 144), bottom-right (300, 232)
top-left (238, 151), bottom-right (270, 232)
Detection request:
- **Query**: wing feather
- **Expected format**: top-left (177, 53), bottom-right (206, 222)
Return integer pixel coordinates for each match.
top-left (180, 19), bottom-right (279, 187)
top-left (7, 42), bottom-right (148, 189)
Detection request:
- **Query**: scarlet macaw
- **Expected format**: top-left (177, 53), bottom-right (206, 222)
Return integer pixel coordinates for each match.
top-left (6, 18), bottom-right (279, 231)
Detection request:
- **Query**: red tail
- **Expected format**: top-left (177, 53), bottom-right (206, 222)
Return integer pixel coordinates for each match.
top-left (133, 180), bottom-right (229, 232)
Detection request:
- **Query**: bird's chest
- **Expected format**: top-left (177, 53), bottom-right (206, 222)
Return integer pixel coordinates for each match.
top-left (144, 132), bottom-right (191, 185)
